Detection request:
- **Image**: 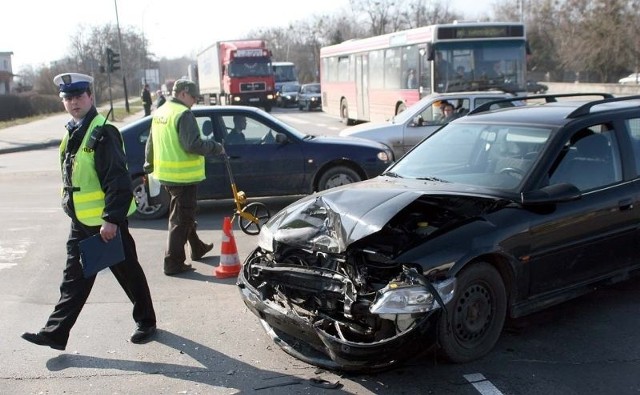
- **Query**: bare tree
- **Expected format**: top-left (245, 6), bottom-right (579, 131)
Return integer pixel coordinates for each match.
top-left (401, 0), bottom-right (463, 28)
top-left (349, 0), bottom-right (403, 35)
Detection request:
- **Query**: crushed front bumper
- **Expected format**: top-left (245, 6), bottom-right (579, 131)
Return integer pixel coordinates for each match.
top-left (238, 266), bottom-right (440, 372)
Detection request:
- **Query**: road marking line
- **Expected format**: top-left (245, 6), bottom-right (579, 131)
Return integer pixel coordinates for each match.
top-left (277, 115), bottom-right (311, 124)
top-left (464, 373), bottom-right (505, 395)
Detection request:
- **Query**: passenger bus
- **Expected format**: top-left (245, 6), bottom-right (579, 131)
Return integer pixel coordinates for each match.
top-left (272, 61), bottom-right (299, 93)
top-left (320, 22), bottom-right (528, 124)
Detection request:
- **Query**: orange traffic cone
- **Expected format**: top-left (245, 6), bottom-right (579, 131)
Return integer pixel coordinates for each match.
top-left (215, 217), bottom-right (241, 278)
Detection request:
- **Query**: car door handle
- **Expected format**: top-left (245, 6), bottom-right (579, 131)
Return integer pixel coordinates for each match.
top-left (618, 199), bottom-right (634, 211)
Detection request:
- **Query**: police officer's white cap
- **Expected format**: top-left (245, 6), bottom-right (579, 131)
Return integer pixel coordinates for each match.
top-left (53, 73), bottom-right (94, 98)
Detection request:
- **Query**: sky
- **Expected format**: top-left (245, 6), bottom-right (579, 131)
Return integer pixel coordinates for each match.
top-left (2, 0), bottom-right (489, 73)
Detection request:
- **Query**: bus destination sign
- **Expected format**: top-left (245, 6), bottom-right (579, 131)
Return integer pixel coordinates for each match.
top-left (437, 25), bottom-right (524, 40)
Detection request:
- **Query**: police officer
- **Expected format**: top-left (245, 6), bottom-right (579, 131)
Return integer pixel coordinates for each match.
top-left (144, 78), bottom-right (224, 275)
top-left (21, 73), bottom-right (157, 350)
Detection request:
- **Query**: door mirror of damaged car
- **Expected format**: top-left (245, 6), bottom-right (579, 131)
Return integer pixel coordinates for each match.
top-left (521, 182), bottom-right (581, 205)
top-left (275, 133), bottom-right (288, 144)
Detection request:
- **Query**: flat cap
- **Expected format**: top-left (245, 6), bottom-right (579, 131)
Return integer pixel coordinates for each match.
top-left (172, 78), bottom-right (199, 97)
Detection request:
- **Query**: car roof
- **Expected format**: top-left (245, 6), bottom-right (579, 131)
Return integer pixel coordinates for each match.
top-left (430, 90), bottom-right (512, 98)
top-left (413, 90), bottom-right (513, 107)
top-left (459, 94), bottom-right (640, 127)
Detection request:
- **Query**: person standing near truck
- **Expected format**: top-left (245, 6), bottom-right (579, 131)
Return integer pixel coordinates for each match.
top-left (141, 84), bottom-right (152, 116)
top-left (155, 90), bottom-right (166, 109)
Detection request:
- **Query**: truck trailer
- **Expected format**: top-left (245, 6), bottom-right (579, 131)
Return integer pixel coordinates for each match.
top-left (196, 40), bottom-right (275, 112)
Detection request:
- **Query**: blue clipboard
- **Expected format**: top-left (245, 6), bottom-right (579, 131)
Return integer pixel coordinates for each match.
top-left (79, 229), bottom-right (125, 278)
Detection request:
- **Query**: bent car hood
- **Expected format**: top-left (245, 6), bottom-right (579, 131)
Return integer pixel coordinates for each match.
top-left (264, 177), bottom-right (503, 253)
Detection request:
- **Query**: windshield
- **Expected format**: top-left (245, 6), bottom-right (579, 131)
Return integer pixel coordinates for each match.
top-left (392, 94), bottom-right (440, 123)
top-left (229, 60), bottom-right (272, 77)
top-left (273, 64), bottom-right (297, 82)
top-left (388, 122), bottom-right (552, 190)
top-left (304, 84), bottom-right (321, 94)
top-left (282, 84), bottom-right (300, 93)
top-left (434, 40), bottom-right (527, 93)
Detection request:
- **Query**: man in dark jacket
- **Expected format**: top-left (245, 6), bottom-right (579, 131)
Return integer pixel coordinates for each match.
top-left (21, 72), bottom-right (157, 350)
top-left (141, 84), bottom-right (152, 116)
top-left (155, 90), bottom-right (166, 109)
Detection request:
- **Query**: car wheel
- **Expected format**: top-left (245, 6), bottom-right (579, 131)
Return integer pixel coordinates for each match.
top-left (264, 104), bottom-right (272, 113)
top-left (131, 176), bottom-right (170, 220)
top-left (298, 102), bottom-right (304, 111)
top-left (437, 262), bottom-right (506, 363)
top-left (317, 165), bottom-right (361, 191)
top-left (305, 101), bottom-right (311, 111)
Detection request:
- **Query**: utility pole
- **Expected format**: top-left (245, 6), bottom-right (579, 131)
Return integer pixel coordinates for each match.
top-left (114, 0), bottom-right (130, 113)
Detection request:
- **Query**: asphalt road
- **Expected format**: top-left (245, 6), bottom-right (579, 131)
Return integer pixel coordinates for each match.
top-left (1, 108), bottom-right (639, 394)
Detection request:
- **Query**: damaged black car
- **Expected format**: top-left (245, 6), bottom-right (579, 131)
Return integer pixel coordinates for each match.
top-left (238, 94), bottom-right (640, 371)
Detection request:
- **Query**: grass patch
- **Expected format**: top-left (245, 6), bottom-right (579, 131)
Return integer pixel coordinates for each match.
top-left (0, 102), bottom-right (143, 130)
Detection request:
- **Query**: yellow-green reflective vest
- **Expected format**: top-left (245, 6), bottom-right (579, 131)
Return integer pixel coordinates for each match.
top-left (59, 115), bottom-right (136, 226)
top-left (151, 100), bottom-right (205, 183)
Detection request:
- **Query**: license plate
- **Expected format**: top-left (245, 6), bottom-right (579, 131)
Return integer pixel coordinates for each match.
top-left (249, 98), bottom-right (259, 102)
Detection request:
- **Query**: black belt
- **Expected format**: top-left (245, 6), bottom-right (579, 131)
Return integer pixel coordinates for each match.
top-left (63, 186), bottom-right (80, 192)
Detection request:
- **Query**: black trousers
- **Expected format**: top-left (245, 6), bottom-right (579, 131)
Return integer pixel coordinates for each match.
top-left (39, 220), bottom-right (156, 347)
top-left (164, 184), bottom-right (209, 270)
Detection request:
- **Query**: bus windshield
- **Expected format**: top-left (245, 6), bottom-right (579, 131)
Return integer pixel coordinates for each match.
top-left (274, 65), bottom-right (297, 83)
top-left (433, 41), bottom-right (527, 93)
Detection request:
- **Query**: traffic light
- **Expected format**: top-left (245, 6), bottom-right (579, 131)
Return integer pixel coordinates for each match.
top-left (106, 48), bottom-right (120, 72)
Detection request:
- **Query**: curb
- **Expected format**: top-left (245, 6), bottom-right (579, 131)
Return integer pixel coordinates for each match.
top-left (0, 139), bottom-right (62, 155)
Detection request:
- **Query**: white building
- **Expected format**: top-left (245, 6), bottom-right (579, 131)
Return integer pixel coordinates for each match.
top-left (0, 52), bottom-right (14, 94)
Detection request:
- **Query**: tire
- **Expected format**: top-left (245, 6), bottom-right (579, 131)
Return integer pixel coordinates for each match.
top-left (317, 165), bottom-right (361, 191)
top-left (131, 176), bottom-right (170, 220)
top-left (340, 99), bottom-right (353, 125)
top-left (298, 101), bottom-right (304, 111)
top-left (437, 262), bottom-right (507, 363)
top-left (305, 101), bottom-right (311, 111)
top-left (264, 104), bottom-right (272, 113)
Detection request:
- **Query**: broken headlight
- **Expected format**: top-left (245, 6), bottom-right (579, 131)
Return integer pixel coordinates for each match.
top-left (369, 277), bottom-right (455, 314)
top-left (257, 224), bottom-right (274, 252)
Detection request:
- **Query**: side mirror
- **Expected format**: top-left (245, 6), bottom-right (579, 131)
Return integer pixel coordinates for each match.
top-left (412, 116), bottom-right (424, 127)
top-left (426, 43), bottom-right (434, 61)
top-left (275, 133), bottom-right (288, 144)
top-left (521, 183), bottom-right (581, 205)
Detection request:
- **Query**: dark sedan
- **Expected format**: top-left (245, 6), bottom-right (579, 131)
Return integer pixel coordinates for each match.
top-left (238, 93), bottom-right (640, 372)
top-left (526, 80), bottom-right (548, 93)
top-left (298, 83), bottom-right (322, 111)
top-left (122, 106), bottom-right (394, 219)
top-left (276, 83), bottom-right (300, 108)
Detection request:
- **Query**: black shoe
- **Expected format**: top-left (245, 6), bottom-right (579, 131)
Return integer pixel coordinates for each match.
top-left (21, 332), bottom-right (66, 350)
top-left (130, 325), bottom-right (156, 344)
top-left (164, 263), bottom-right (195, 276)
top-left (191, 243), bottom-right (214, 261)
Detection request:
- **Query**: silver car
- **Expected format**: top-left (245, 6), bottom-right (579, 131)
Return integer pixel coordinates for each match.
top-left (339, 91), bottom-right (516, 158)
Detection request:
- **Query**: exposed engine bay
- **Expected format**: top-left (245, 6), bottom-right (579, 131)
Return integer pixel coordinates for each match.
top-left (240, 194), bottom-right (480, 347)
